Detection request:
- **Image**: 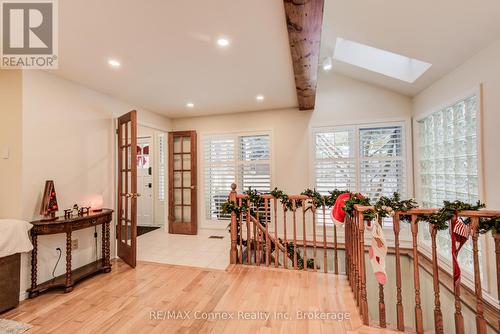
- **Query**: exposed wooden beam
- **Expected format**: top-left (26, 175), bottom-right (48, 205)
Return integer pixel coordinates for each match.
top-left (283, 0), bottom-right (324, 110)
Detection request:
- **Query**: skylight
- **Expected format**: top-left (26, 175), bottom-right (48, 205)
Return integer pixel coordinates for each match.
top-left (333, 38), bottom-right (432, 83)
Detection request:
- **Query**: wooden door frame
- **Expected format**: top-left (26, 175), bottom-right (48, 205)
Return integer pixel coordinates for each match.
top-left (116, 110), bottom-right (138, 267)
top-left (168, 130), bottom-right (197, 235)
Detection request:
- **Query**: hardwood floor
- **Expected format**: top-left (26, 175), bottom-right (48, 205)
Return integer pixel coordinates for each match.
top-left (3, 260), bottom-right (393, 333)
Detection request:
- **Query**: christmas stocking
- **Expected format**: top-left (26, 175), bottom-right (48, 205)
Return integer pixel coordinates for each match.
top-left (451, 214), bottom-right (471, 288)
top-left (368, 220), bottom-right (388, 285)
top-left (330, 193), bottom-right (352, 226)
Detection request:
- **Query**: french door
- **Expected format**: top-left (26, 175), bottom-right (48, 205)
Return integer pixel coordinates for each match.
top-left (168, 131), bottom-right (197, 235)
top-left (117, 111), bottom-right (138, 267)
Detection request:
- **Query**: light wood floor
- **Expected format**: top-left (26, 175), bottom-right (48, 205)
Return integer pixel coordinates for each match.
top-left (3, 260), bottom-right (395, 334)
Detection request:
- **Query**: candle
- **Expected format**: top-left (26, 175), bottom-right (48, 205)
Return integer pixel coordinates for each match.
top-left (91, 194), bottom-right (104, 212)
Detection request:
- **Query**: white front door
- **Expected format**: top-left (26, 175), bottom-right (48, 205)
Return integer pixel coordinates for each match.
top-left (137, 137), bottom-right (154, 226)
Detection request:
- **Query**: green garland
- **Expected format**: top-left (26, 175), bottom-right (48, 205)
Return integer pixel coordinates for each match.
top-left (417, 200), bottom-right (485, 231)
top-left (343, 194), bottom-right (375, 220)
top-left (375, 193), bottom-right (418, 222)
top-left (222, 188), bottom-right (500, 235)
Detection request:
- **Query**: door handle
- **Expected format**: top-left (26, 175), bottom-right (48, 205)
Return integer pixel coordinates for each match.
top-left (190, 186), bottom-right (196, 190)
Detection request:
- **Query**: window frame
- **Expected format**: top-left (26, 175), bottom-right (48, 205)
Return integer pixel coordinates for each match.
top-left (200, 130), bottom-right (274, 229)
top-left (311, 120), bottom-right (411, 229)
top-left (413, 85), bottom-right (492, 294)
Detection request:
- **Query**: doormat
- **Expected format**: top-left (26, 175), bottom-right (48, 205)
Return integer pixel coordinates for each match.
top-left (208, 235), bottom-right (224, 239)
top-left (137, 226), bottom-right (160, 236)
top-left (0, 319), bottom-right (32, 334)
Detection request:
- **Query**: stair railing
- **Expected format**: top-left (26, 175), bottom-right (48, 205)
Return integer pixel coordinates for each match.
top-left (347, 205), bottom-right (500, 334)
top-left (228, 183), bottom-right (340, 273)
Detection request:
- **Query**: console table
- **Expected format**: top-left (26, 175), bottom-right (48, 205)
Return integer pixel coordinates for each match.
top-left (28, 209), bottom-right (113, 298)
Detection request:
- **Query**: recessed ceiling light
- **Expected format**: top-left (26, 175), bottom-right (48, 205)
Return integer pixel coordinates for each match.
top-left (186, 102), bottom-right (194, 108)
top-left (256, 95), bottom-right (264, 101)
top-left (217, 37), bottom-right (230, 47)
top-left (108, 59), bottom-right (121, 68)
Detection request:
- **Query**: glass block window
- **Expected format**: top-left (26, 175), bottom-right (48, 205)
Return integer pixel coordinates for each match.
top-left (418, 95), bottom-right (479, 207)
top-left (417, 94), bottom-right (481, 275)
top-left (204, 134), bottom-right (271, 221)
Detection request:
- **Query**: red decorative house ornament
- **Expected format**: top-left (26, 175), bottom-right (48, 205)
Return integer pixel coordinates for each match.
top-left (40, 180), bottom-right (59, 221)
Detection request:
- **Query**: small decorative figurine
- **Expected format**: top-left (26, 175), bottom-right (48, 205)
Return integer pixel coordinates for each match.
top-left (40, 180), bottom-right (59, 221)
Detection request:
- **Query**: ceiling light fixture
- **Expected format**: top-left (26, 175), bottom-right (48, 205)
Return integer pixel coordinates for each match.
top-left (322, 57), bottom-right (333, 71)
top-left (217, 37), bottom-right (230, 47)
top-left (108, 59), bottom-right (121, 68)
top-left (186, 102), bottom-right (195, 108)
top-left (256, 95), bottom-right (264, 101)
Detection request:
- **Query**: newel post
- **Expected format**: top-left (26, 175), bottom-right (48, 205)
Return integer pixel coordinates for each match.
top-left (229, 183), bottom-right (238, 264)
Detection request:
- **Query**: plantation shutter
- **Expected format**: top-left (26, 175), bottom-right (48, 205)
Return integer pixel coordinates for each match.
top-left (204, 133), bottom-right (271, 221)
top-left (204, 137), bottom-right (236, 220)
top-left (314, 128), bottom-right (356, 194)
top-left (238, 135), bottom-right (271, 192)
top-left (314, 128), bottom-right (356, 225)
top-left (359, 125), bottom-right (406, 200)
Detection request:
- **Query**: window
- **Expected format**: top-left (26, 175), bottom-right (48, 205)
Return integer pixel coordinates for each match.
top-left (417, 94), bottom-right (481, 275)
top-left (204, 133), bottom-right (271, 221)
top-left (417, 95), bottom-right (478, 207)
top-left (313, 123), bottom-right (406, 224)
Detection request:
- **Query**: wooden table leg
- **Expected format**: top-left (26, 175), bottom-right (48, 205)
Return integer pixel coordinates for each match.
top-left (65, 230), bottom-right (73, 292)
top-left (102, 222), bottom-right (106, 267)
top-left (29, 233), bottom-right (38, 298)
top-left (105, 220), bottom-right (111, 271)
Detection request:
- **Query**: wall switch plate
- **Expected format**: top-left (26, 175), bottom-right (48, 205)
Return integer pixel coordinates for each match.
top-left (71, 239), bottom-right (79, 250)
top-left (2, 147), bottom-right (9, 159)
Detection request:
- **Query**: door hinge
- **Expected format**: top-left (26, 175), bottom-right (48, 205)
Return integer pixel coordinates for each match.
top-left (115, 129), bottom-right (119, 135)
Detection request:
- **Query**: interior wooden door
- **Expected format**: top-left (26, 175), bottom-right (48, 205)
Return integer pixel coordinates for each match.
top-left (168, 131), bottom-right (197, 235)
top-left (117, 110), bottom-right (138, 267)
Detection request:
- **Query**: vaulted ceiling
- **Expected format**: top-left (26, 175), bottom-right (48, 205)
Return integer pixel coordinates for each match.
top-left (51, 0), bottom-right (500, 118)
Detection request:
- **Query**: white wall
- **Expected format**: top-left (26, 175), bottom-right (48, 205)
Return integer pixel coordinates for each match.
top-left (0, 70), bottom-right (23, 219)
top-left (173, 72), bottom-right (412, 230)
top-left (412, 38), bottom-right (500, 302)
top-left (19, 70), bottom-right (171, 299)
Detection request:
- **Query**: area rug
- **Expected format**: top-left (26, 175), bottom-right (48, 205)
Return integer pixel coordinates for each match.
top-left (137, 226), bottom-right (160, 236)
top-left (0, 319), bottom-right (32, 334)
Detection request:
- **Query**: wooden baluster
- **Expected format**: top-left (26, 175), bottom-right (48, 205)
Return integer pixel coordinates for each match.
top-left (345, 216), bottom-right (350, 280)
top-left (378, 217), bottom-right (386, 328)
top-left (253, 201), bottom-right (257, 265)
top-left (354, 214), bottom-right (359, 304)
top-left (410, 215), bottom-right (424, 334)
top-left (292, 199), bottom-right (298, 269)
top-left (379, 284), bottom-right (386, 328)
top-left (352, 215), bottom-right (357, 296)
top-left (229, 184), bottom-right (238, 264)
top-left (265, 198), bottom-right (270, 267)
top-left (495, 233), bottom-right (500, 331)
top-left (471, 217), bottom-right (487, 334)
top-left (451, 214), bottom-right (464, 334)
top-left (283, 204), bottom-right (288, 269)
top-left (334, 225), bottom-right (338, 275)
top-left (495, 232), bottom-right (500, 331)
top-left (238, 198), bottom-right (243, 264)
top-left (393, 213), bottom-right (405, 331)
top-left (322, 199), bottom-right (327, 274)
top-left (312, 203), bottom-right (317, 272)
top-left (257, 227), bottom-right (261, 266)
top-left (358, 211), bottom-right (369, 325)
top-left (302, 199), bottom-right (307, 271)
top-left (429, 223), bottom-right (444, 333)
top-left (246, 199), bottom-right (251, 265)
top-left (274, 198), bottom-right (278, 268)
